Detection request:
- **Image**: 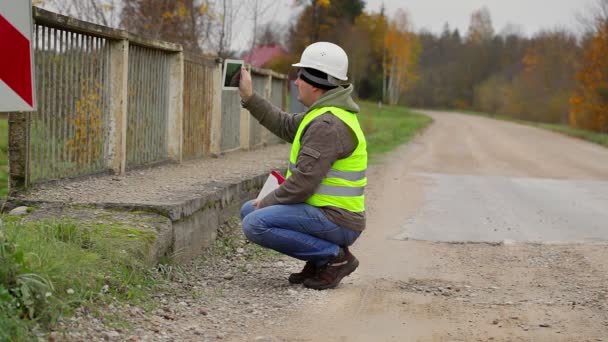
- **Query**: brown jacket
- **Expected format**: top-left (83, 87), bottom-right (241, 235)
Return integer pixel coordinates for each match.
top-left (242, 84), bottom-right (366, 232)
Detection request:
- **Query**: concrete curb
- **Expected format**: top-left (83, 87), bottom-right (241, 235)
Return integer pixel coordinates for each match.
top-left (8, 169), bottom-right (286, 264)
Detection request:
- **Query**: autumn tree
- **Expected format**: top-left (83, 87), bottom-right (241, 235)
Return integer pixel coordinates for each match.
top-left (385, 9), bottom-right (419, 105)
top-left (288, 0), bottom-right (365, 54)
top-left (466, 7), bottom-right (494, 43)
top-left (121, 0), bottom-right (213, 53)
top-left (570, 0), bottom-right (608, 132)
top-left (39, 0), bottom-right (122, 27)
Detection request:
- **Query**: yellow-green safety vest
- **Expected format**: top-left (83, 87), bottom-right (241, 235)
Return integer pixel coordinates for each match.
top-left (285, 106), bottom-right (367, 212)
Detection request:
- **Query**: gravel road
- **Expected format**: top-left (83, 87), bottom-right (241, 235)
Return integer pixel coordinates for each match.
top-left (45, 111), bottom-right (608, 341)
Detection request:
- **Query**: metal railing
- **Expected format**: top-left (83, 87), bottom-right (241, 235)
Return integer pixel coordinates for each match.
top-left (30, 24), bottom-right (112, 182)
top-left (8, 8), bottom-right (287, 190)
top-left (182, 55), bottom-right (216, 159)
top-left (126, 45), bottom-right (170, 167)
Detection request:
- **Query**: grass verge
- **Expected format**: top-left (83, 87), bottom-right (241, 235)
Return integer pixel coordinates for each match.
top-left (441, 109), bottom-right (608, 149)
top-left (0, 214), bottom-right (159, 340)
top-left (358, 101), bottom-right (433, 163)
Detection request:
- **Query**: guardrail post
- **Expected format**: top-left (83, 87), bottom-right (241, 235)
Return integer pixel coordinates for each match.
top-left (240, 105), bottom-right (251, 151)
top-left (167, 51), bottom-right (184, 162)
top-left (209, 60), bottom-right (222, 156)
top-left (107, 38), bottom-right (128, 175)
top-left (261, 74), bottom-right (273, 146)
top-left (8, 112), bottom-right (30, 192)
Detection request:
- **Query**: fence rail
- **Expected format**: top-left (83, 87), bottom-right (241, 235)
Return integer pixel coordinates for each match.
top-left (8, 8), bottom-right (288, 191)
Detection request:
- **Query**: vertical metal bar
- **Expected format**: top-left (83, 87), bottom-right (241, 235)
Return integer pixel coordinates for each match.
top-left (42, 25), bottom-right (49, 181)
top-left (73, 33), bottom-right (81, 173)
top-left (85, 35), bottom-right (92, 172)
top-left (132, 46), bottom-right (138, 165)
top-left (135, 46), bottom-right (142, 165)
top-left (188, 61), bottom-right (194, 157)
top-left (155, 51), bottom-right (162, 161)
top-left (183, 56), bottom-right (187, 157)
top-left (59, 29), bottom-right (66, 175)
top-left (98, 37), bottom-right (105, 170)
top-left (101, 37), bottom-right (107, 169)
top-left (160, 52), bottom-right (166, 160)
top-left (130, 46), bottom-right (135, 166)
top-left (154, 51), bottom-right (164, 160)
top-left (149, 49), bottom-right (154, 162)
top-left (74, 33), bottom-right (81, 169)
top-left (162, 53), bottom-right (168, 159)
top-left (125, 46), bottom-right (131, 165)
top-left (144, 48), bottom-right (151, 164)
top-left (104, 39), bottom-right (111, 164)
top-left (79, 34), bottom-right (87, 173)
top-left (150, 49), bottom-right (156, 163)
top-left (86, 36), bottom-right (93, 172)
top-left (150, 50), bottom-right (156, 162)
top-left (50, 27), bottom-right (58, 179)
top-left (152, 50), bottom-right (158, 162)
top-left (68, 31), bottom-right (75, 173)
top-left (32, 25), bottom-right (39, 181)
top-left (194, 62), bottom-right (200, 156)
top-left (93, 36), bottom-right (100, 170)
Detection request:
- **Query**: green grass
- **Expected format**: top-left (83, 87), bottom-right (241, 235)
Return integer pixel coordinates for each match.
top-left (358, 101), bottom-right (433, 163)
top-left (444, 109), bottom-right (608, 149)
top-left (536, 123), bottom-right (608, 148)
top-left (0, 215), bottom-right (161, 340)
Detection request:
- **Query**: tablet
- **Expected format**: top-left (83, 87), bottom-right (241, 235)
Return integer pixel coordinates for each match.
top-left (222, 59), bottom-right (244, 90)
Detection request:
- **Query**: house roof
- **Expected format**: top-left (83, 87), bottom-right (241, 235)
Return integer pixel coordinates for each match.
top-left (243, 44), bottom-right (286, 67)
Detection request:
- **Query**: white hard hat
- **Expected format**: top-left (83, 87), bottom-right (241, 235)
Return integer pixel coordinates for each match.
top-left (292, 42), bottom-right (349, 82)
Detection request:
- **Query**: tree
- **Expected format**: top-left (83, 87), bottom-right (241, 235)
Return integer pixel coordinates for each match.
top-left (467, 7), bottom-right (494, 43)
top-left (256, 23), bottom-right (286, 47)
top-left (41, 0), bottom-right (122, 28)
top-left (216, 0), bottom-right (240, 58)
top-left (121, 0), bottom-right (213, 53)
top-left (384, 9), bottom-right (420, 105)
top-left (288, 0), bottom-right (365, 53)
top-left (247, 0), bottom-right (276, 56)
top-left (570, 2), bottom-right (608, 132)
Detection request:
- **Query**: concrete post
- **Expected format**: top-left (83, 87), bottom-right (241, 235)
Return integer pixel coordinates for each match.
top-left (167, 51), bottom-right (184, 162)
top-left (209, 61), bottom-right (222, 156)
top-left (261, 75), bottom-right (273, 146)
top-left (239, 105), bottom-right (251, 150)
top-left (8, 112), bottom-right (30, 192)
top-left (107, 39), bottom-right (128, 175)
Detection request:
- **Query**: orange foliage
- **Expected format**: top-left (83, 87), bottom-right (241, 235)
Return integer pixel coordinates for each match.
top-left (65, 82), bottom-right (103, 165)
top-left (570, 23), bottom-right (608, 133)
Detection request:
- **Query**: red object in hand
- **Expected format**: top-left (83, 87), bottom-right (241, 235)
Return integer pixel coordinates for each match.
top-left (271, 170), bottom-right (285, 184)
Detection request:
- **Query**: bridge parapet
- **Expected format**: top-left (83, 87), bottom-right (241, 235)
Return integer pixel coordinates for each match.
top-left (9, 8), bottom-right (288, 192)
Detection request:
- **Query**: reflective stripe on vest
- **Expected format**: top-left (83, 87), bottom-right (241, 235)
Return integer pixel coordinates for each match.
top-left (289, 162), bottom-right (366, 181)
top-left (286, 106), bottom-right (367, 212)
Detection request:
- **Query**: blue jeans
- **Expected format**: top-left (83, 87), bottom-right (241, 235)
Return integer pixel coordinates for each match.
top-left (240, 200), bottom-right (361, 266)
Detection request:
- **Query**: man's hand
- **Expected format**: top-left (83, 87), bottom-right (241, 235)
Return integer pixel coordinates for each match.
top-left (252, 200), bottom-right (260, 209)
top-left (239, 65), bottom-right (253, 102)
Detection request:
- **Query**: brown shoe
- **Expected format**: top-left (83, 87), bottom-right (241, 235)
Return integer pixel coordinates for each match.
top-left (303, 248), bottom-right (359, 290)
top-left (288, 261), bottom-right (318, 284)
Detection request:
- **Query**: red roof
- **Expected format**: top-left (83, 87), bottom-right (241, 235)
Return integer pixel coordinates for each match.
top-left (243, 44), bottom-right (286, 67)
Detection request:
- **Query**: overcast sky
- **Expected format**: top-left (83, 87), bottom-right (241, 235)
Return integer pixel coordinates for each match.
top-left (366, 0), bottom-right (594, 36)
top-left (234, 0), bottom-right (595, 51)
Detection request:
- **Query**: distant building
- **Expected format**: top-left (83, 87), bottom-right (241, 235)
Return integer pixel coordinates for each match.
top-left (242, 44), bottom-right (286, 68)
